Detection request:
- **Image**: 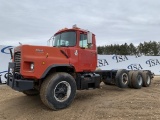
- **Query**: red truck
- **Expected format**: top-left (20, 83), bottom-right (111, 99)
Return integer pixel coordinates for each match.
top-left (7, 25), bottom-right (153, 110)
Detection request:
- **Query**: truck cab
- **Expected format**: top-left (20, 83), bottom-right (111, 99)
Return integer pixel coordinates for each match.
top-left (7, 25), bottom-right (149, 110)
top-left (51, 26), bottom-right (97, 72)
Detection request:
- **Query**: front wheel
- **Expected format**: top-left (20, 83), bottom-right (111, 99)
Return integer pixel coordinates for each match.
top-left (40, 72), bottom-right (76, 110)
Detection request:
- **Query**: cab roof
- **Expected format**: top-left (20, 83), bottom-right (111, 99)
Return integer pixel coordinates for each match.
top-left (54, 25), bottom-right (95, 36)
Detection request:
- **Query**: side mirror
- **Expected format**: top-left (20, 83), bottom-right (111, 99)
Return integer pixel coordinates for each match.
top-left (87, 31), bottom-right (92, 44)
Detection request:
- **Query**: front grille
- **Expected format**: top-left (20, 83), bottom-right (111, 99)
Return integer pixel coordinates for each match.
top-left (14, 52), bottom-right (21, 72)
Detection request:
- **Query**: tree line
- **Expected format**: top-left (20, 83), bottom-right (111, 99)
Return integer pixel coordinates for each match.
top-left (97, 41), bottom-right (160, 56)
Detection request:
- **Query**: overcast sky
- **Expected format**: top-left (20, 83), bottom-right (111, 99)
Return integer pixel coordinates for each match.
top-left (0, 0), bottom-right (160, 46)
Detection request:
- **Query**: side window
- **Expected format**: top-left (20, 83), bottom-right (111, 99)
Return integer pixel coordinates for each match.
top-left (79, 34), bottom-right (88, 48)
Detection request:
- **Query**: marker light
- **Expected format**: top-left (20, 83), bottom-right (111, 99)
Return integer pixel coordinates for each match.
top-left (30, 63), bottom-right (34, 70)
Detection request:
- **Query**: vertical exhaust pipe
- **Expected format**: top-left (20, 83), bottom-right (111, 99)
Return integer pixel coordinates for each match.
top-left (9, 48), bottom-right (13, 60)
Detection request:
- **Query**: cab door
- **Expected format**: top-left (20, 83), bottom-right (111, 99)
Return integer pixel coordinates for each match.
top-left (78, 33), bottom-right (96, 71)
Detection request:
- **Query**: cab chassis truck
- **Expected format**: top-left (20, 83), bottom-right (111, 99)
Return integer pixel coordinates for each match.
top-left (7, 25), bottom-right (153, 110)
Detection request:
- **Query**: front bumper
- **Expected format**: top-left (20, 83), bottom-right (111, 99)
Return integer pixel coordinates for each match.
top-left (7, 62), bottom-right (34, 91)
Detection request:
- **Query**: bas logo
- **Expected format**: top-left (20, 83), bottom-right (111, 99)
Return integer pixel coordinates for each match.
top-left (127, 64), bottom-right (143, 70)
top-left (1, 46), bottom-right (13, 54)
top-left (97, 59), bottom-right (109, 67)
top-left (112, 55), bottom-right (128, 63)
top-left (146, 59), bottom-right (160, 67)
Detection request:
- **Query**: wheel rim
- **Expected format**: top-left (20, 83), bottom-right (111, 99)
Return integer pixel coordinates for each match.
top-left (137, 75), bottom-right (142, 85)
top-left (54, 81), bottom-right (71, 102)
top-left (122, 73), bottom-right (128, 84)
top-left (146, 75), bottom-right (151, 85)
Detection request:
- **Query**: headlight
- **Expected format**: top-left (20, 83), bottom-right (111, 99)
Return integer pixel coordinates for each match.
top-left (30, 63), bottom-right (34, 70)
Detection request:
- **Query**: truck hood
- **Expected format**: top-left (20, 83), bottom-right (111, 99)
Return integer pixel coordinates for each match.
top-left (13, 45), bottom-right (70, 79)
top-left (18, 45), bottom-right (70, 64)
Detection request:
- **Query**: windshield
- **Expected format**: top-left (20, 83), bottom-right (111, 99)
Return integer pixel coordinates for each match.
top-left (53, 31), bottom-right (76, 47)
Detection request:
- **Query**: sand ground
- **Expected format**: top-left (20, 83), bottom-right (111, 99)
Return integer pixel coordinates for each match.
top-left (0, 76), bottom-right (160, 120)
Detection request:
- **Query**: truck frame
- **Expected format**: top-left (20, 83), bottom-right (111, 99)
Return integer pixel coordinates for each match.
top-left (7, 25), bottom-right (153, 110)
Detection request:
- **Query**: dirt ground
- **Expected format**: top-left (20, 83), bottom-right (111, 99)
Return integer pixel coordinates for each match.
top-left (0, 76), bottom-right (160, 120)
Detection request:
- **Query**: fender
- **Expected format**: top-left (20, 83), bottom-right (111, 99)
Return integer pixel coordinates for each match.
top-left (40, 64), bottom-right (75, 79)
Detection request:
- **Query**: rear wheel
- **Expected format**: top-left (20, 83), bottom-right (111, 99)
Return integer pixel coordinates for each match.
top-left (115, 69), bottom-right (129, 88)
top-left (23, 89), bottom-right (39, 96)
top-left (40, 72), bottom-right (76, 110)
top-left (128, 71), bottom-right (134, 88)
top-left (142, 71), bottom-right (151, 87)
top-left (131, 71), bottom-right (143, 89)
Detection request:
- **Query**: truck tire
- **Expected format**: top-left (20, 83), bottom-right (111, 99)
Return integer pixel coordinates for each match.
top-left (131, 71), bottom-right (143, 89)
top-left (128, 71), bottom-right (134, 88)
top-left (23, 89), bottom-right (39, 96)
top-left (142, 71), bottom-right (151, 87)
top-left (115, 69), bottom-right (129, 88)
top-left (40, 72), bottom-right (76, 110)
